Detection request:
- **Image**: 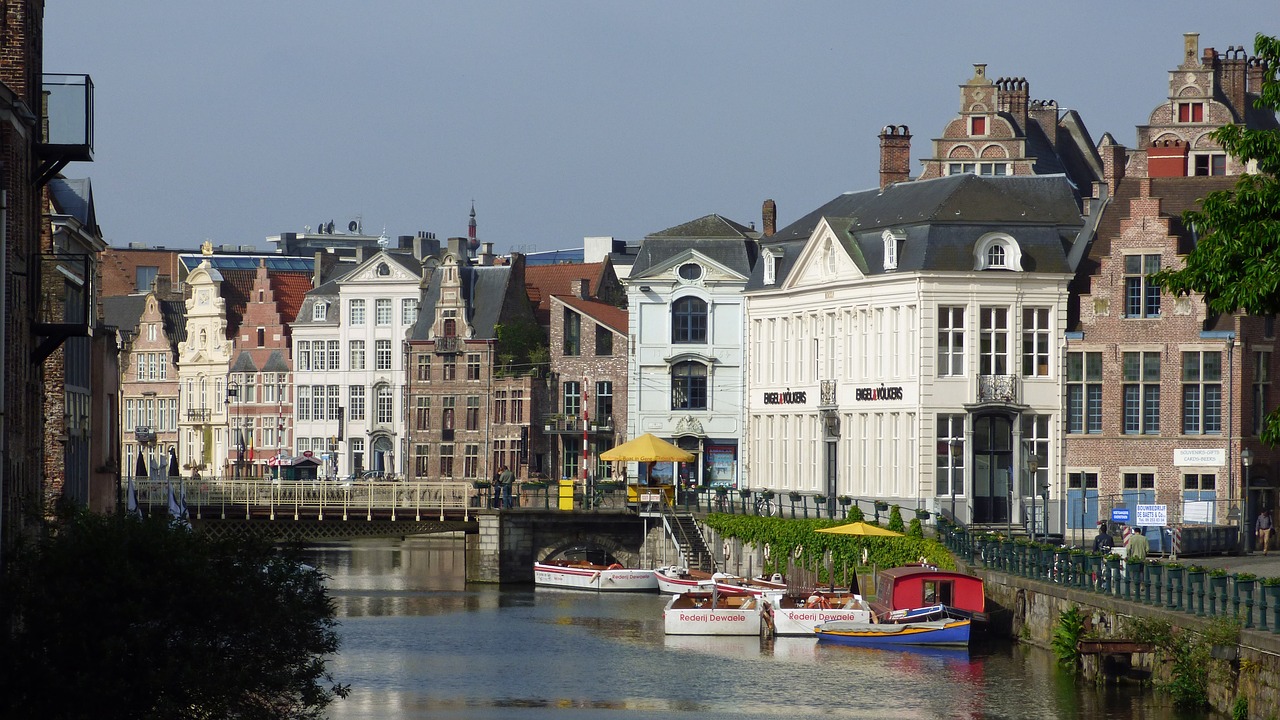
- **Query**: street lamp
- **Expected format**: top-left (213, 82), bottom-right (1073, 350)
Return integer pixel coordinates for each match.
top-left (226, 381), bottom-right (241, 478)
top-left (1243, 447), bottom-right (1255, 552)
top-left (948, 436), bottom-right (961, 522)
top-left (822, 409), bottom-right (841, 519)
top-left (1028, 455), bottom-right (1041, 541)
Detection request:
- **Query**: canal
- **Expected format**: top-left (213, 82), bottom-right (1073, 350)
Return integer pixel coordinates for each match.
top-left (302, 536), bottom-right (1216, 719)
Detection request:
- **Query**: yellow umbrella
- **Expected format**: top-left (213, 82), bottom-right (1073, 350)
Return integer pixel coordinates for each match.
top-left (815, 521), bottom-right (904, 537)
top-left (599, 433), bottom-right (695, 462)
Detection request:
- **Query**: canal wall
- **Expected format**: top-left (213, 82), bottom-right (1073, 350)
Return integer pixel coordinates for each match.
top-left (975, 565), bottom-right (1280, 720)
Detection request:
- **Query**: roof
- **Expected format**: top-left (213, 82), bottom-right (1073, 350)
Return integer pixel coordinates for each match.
top-left (230, 353), bottom-right (259, 373)
top-left (555, 294), bottom-right (628, 335)
top-left (269, 272), bottom-right (314, 324)
top-left (48, 177), bottom-right (98, 234)
top-left (218, 268), bottom-right (315, 338)
top-left (261, 350), bottom-right (290, 373)
top-left (102, 294), bottom-right (147, 337)
top-left (629, 214), bottom-right (761, 279)
top-left (524, 262), bottom-right (604, 327)
top-left (179, 254), bottom-right (315, 273)
top-left (409, 263), bottom-right (517, 341)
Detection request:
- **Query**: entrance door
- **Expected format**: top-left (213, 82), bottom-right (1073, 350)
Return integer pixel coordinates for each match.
top-left (372, 436), bottom-right (393, 476)
top-left (972, 415), bottom-right (1012, 523)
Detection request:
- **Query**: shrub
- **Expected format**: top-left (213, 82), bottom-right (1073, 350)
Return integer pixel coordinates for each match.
top-left (887, 505), bottom-right (905, 533)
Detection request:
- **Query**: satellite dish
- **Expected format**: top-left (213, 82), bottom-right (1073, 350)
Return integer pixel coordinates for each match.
top-left (326, 221), bottom-right (335, 234)
top-left (349, 220), bottom-right (358, 233)
top-left (317, 220), bottom-right (325, 234)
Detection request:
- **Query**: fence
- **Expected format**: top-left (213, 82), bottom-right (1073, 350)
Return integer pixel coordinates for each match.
top-left (940, 523), bottom-right (1280, 632)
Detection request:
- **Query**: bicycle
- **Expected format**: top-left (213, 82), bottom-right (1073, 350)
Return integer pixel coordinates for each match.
top-left (754, 493), bottom-right (778, 517)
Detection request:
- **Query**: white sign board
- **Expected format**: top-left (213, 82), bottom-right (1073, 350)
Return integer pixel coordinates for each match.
top-left (1174, 448), bottom-right (1226, 467)
top-left (1135, 504), bottom-right (1168, 527)
top-left (1183, 501), bottom-right (1214, 524)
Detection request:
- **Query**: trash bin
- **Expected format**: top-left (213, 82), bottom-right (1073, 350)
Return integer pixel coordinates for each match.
top-left (558, 479), bottom-right (575, 510)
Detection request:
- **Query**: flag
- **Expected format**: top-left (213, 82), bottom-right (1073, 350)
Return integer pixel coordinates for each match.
top-left (126, 475), bottom-right (142, 519)
top-left (247, 434), bottom-right (254, 463)
top-left (167, 479), bottom-right (191, 529)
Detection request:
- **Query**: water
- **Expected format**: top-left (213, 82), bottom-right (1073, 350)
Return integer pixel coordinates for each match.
top-left (303, 537), bottom-right (1213, 720)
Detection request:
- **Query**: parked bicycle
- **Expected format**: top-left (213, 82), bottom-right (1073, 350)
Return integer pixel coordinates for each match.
top-left (754, 492), bottom-right (778, 517)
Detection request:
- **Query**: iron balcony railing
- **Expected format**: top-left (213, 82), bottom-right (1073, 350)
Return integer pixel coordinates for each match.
top-left (978, 375), bottom-right (1019, 404)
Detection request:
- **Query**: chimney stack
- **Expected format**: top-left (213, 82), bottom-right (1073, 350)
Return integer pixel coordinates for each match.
top-left (762, 199), bottom-right (776, 238)
top-left (878, 125), bottom-right (912, 189)
top-left (1183, 33), bottom-right (1200, 68)
top-left (569, 279), bottom-right (590, 300)
top-left (479, 242), bottom-right (495, 266)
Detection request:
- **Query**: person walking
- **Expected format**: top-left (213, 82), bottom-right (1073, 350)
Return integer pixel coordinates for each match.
top-left (498, 465), bottom-right (516, 510)
top-left (1257, 509), bottom-right (1273, 555)
top-left (1092, 521), bottom-right (1113, 554)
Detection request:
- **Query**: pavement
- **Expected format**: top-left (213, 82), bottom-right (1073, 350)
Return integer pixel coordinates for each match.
top-left (1169, 550), bottom-right (1280, 578)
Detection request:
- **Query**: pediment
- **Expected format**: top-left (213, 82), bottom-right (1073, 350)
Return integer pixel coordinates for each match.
top-left (346, 253), bottom-right (419, 284)
top-left (631, 249), bottom-right (747, 285)
top-left (782, 218), bottom-right (865, 291)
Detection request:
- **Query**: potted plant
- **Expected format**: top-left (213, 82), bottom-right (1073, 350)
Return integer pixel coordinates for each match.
top-left (1261, 577), bottom-right (1280, 623)
top-left (838, 495), bottom-right (853, 507)
top-left (738, 487), bottom-right (752, 499)
top-left (788, 490), bottom-right (803, 502)
top-left (874, 500), bottom-right (889, 513)
top-left (761, 489), bottom-right (775, 500)
top-left (472, 479), bottom-right (492, 489)
top-left (812, 494), bottom-right (828, 505)
top-left (1208, 567), bottom-right (1229, 614)
top-left (915, 508), bottom-right (930, 520)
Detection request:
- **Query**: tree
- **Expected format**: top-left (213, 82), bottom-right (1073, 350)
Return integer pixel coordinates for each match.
top-left (0, 511), bottom-right (348, 719)
top-left (1151, 33), bottom-right (1280, 442)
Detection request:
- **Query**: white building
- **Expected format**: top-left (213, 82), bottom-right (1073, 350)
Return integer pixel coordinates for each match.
top-left (291, 250), bottom-right (424, 478)
top-left (743, 174), bottom-right (1087, 529)
top-left (625, 215), bottom-right (759, 487)
top-left (176, 244), bottom-right (233, 477)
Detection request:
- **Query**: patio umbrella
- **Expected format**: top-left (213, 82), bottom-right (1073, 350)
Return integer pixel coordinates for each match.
top-left (168, 448), bottom-right (179, 478)
top-left (599, 433), bottom-right (695, 463)
top-left (135, 451), bottom-right (148, 478)
top-left (815, 521), bottom-right (904, 537)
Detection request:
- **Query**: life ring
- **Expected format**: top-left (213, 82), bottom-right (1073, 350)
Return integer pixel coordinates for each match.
top-left (606, 563), bottom-right (623, 570)
top-left (763, 544), bottom-right (771, 562)
top-left (794, 545), bottom-right (804, 560)
top-left (723, 540), bottom-right (731, 558)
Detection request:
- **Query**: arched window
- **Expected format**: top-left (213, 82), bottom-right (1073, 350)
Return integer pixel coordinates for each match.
top-left (671, 297), bottom-right (707, 344)
top-left (974, 233), bottom-right (1022, 271)
top-left (671, 361), bottom-right (708, 410)
top-left (986, 244), bottom-right (1006, 268)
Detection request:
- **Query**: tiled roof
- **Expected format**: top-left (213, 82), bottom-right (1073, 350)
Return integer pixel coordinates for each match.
top-left (524, 262), bottom-right (604, 327)
top-left (269, 272), bottom-right (314, 325)
top-left (556, 295), bottom-right (628, 335)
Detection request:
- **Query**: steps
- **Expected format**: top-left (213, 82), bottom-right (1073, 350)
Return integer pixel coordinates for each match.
top-left (664, 510), bottom-right (716, 573)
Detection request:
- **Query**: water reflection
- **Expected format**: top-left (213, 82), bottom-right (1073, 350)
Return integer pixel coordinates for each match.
top-left (305, 537), bottom-right (1213, 720)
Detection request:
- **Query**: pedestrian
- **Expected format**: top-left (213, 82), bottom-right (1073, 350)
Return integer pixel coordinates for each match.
top-left (1257, 509), bottom-right (1273, 555)
top-left (498, 465), bottom-right (516, 510)
top-left (1126, 527), bottom-right (1149, 589)
top-left (1092, 520), bottom-right (1113, 554)
top-left (490, 468), bottom-right (502, 509)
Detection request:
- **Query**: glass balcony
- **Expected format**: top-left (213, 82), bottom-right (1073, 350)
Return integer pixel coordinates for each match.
top-left (41, 74), bottom-right (94, 160)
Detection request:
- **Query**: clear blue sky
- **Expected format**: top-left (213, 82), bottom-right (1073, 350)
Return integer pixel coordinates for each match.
top-left (44, 2), bottom-right (1276, 253)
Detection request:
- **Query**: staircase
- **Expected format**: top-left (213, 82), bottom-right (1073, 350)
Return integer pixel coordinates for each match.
top-left (662, 507), bottom-right (717, 573)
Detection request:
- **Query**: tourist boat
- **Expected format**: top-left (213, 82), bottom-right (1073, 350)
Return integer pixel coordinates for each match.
top-left (813, 617), bottom-right (972, 647)
top-left (761, 589), bottom-right (874, 636)
top-left (870, 564), bottom-right (987, 624)
top-left (712, 572), bottom-right (789, 596)
top-left (663, 587), bottom-right (769, 636)
top-left (533, 560), bottom-right (657, 592)
top-left (653, 565), bottom-right (716, 594)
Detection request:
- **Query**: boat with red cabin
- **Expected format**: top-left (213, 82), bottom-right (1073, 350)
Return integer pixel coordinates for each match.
top-left (870, 564), bottom-right (987, 623)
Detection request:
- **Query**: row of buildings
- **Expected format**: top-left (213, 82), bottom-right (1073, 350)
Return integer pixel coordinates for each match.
top-left (18, 30), bottom-right (1278, 560)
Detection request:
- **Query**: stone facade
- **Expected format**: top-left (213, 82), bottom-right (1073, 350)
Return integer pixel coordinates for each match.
top-left (227, 262), bottom-right (296, 476)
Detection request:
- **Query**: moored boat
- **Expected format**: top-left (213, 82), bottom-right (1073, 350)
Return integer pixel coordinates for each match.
top-left (762, 590), bottom-right (873, 636)
top-left (712, 572), bottom-right (788, 596)
top-left (663, 587), bottom-right (768, 636)
top-left (533, 560), bottom-right (657, 592)
top-left (653, 565), bottom-right (716, 594)
top-left (814, 617), bottom-right (971, 647)
top-left (870, 564), bottom-right (987, 624)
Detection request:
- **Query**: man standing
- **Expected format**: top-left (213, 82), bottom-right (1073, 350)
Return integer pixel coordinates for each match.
top-left (499, 465), bottom-right (516, 510)
top-left (1092, 521), bottom-right (1113, 554)
top-left (1257, 509), bottom-right (1273, 555)
top-left (1126, 527), bottom-right (1150, 590)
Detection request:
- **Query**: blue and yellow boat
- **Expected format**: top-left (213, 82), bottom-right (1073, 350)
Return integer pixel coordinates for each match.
top-left (813, 617), bottom-right (971, 647)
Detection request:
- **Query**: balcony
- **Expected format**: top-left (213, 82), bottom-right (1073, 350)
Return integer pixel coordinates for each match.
top-left (134, 426), bottom-right (156, 445)
top-left (32, 252), bottom-right (94, 362)
top-left (187, 408), bottom-right (212, 423)
top-left (542, 414), bottom-right (615, 435)
top-left (977, 375), bottom-right (1019, 405)
top-left (37, 74), bottom-right (94, 185)
top-left (433, 337), bottom-right (461, 354)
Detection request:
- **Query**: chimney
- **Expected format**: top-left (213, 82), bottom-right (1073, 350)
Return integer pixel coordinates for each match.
top-left (1028, 99), bottom-right (1059, 149)
top-left (762, 199), bottom-right (777, 238)
top-left (153, 274), bottom-right (173, 299)
top-left (447, 237), bottom-right (470, 262)
top-left (995, 77), bottom-right (1029, 133)
top-left (1217, 45), bottom-right (1249, 120)
top-left (1098, 132), bottom-right (1126, 186)
top-left (878, 125), bottom-right (912, 189)
top-left (313, 252), bottom-right (324, 288)
top-left (569, 278), bottom-right (590, 300)
top-left (479, 241), bottom-right (495, 266)
top-left (1183, 33), bottom-right (1200, 68)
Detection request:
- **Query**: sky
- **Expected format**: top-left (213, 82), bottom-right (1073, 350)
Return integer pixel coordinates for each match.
top-left (44, 2), bottom-right (1277, 254)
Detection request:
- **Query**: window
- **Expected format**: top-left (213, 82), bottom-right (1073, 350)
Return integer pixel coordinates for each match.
top-left (467, 353), bottom-right (481, 381)
top-left (328, 385), bottom-right (341, 420)
top-left (1022, 415), bottom-right (1050, 496)
top-left (312, 302), bottom-right (327, 321)
top-left (1122, 351), bottom-right (1161, 435)
top-left (135, 266), bottom-right (158, 292)
top-left (970, 116), bottom-right (986, 135)
top-left (882, 229), bottom-right (901, 271)
top-left (415, 396), bottom-right (430, 430)
top-left (351, 438), bottom-right (364, 474)
top-left (561, 437), bottom-right (580, 480)
top-left (1022, 308), bottom-right (1050, 376)
top-left (443, 358), bottom-right (456, 381)
top-left (349, 299), bottom-right (366, 326)
top-left (349, 385), bottom-right (365, 421)
top-left (512, 390), bottom-right (524, 423)
top-left (595, 381), bottom-right (613, 421)
top-left (671, 361), bottom-right (708, 410)
top-left (439, 444), bottom-right (454, 478)
top-left (595, 326), bottom-right (613, 356)
top-left (764, 251), bottom-right (777, 285)
top-left (375, 298), bottom-right (392, 326)
top-left (985, 244), bottom-right (1006, 269)
top-left (377, 263), bottom-right (390, 277)
top-left (464, 444), bottom-right (479, 478)
top-left (350, 340), bottom-right (365, 371)
top-left (1124, 472), bottom-right (1155, 491)
top-left (1183, 351), bottom-right (1223, 434)
top-left (416, 353), bottom-right (430, 381)
top-left (1066, 352), bottom-right (1103, 433)
top-left (257, 327), bottom-right (265, 347)
top-left (979, 307), bottom-right (1008, 375)
top-left (1183, 472), bottom-right (1216, 494)
top-left (494, 391), bottom-right (507, 424)
top-left (563, 381), bottom-right (580, 418)
top-left (947, 162), bottom-right (1008, 176)
top-left (936, 414), bottom-right (964, 497)
top-left (415, 444), bottom-right (430, 478)
top-left (312, 384), bottom-right (326, 420)
top-left (1177, 102), bottom-right (1203, 123)
top-left (375, 340), bottom-right (392, 370)
top-left (297, 386), bottom-right (311, 421)
top-left (1254, 350), bottom-right (1271, 436)
top-left (1192, 153), bottom-right (1227, 176)
top-left (328, 340), bottom-right (340, 371)
top-left (442, 397), bottom-right (455, 431)
top-left (466, 396), bottom-right (479, 430)
top-left (402, 298), bottom-right (419, 326)
top-left (672, 297), bottom-right (708, 343)
top-left (297, 341), bottom-right (311, 371)
top-left (1124, 254), bottom-right (1162, 318)
top-left (377, 385), bottom-right (394, 424)
top-left (563, 310), bottom-right (581, 356)
top-left (678, 263), bottom-right (702, 281)
top-left (1069, 471), bottom-right (1099, 491)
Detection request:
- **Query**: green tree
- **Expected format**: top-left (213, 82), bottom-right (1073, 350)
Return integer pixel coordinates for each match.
top-left (494, 319), bottom-right (548, 375)
top-left (1151, 33), bottom-right (1280, 438)
top-left (0, 511), bottom-right (347, 719)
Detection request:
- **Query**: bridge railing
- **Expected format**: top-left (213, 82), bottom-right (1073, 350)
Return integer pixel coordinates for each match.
top-left (124, 477), bottom-right (472, 520)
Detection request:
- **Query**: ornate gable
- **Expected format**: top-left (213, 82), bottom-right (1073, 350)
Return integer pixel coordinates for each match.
top-left (782, 218), bottom-right (865, 291)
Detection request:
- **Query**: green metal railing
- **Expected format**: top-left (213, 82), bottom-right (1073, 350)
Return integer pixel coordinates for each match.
top-left (938, 523), bottom-right (1280, 632)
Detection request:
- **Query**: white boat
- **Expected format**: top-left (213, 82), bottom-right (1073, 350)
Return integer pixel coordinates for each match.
top-left (653, 565), bottom-right (716, 594)
top-left (533, 560), bottom-right (657, 592)
top-left (762, 590), bottom-right (874, 636)
top-left (664, 588), bottom-right (767, 636)
top-left (712, 572), bottom-right (788, 597)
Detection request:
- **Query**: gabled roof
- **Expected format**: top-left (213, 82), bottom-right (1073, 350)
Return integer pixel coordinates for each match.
top-left (262, 350), bottom-right (290, 373)
top-left (48, 177), bottom-right (99, 235)
top-left (524, 262), bottom-right (605, 327)
top-left (648, 214), bottom-right (757, 239)
top-left (629, 214), bottom-right (761, 279)
top-left (410, 263), bottom-right (517, 341)
top-left (230, 353), bottom-right (259, 373)
top-left (269, 272), bottom-right (314, 324)
top-left (555, 294), bottom-right (628, 335)
top-left (102, 294), bottom-right (147, 338)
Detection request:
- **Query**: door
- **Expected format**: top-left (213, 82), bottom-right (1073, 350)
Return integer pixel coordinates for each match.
top-left (972, 415), bottom-right (1012, 523)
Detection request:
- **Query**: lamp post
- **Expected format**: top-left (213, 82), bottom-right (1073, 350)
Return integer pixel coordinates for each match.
top-left (226, 381), bottom-right (239, 478)
top-left (948, 436), bottom-right (961, 522)
top-left (822, 409), bottom-right (840, 520)
top-left (1028, 455), bottom-right (1041, 541)
top-left (1243, 447), bottom-right (1255, 552)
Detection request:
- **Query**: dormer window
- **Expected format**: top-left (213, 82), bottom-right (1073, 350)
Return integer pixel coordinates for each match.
top-left (974, 233), bottom-right (1023, 271)
top-left (312, 302), bottom-right (327, 321)
top-left (763, 250), bottom-right (777, 285)
top-left (882, 229), bottom-right (905, 271)
top-left (970, 116), bottom-right (987, 136)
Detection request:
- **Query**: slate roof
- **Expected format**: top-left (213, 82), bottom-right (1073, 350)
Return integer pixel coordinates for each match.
top-left (409, 264), bottom-right (516, 341)
top-left (262, 350), bottom-right (290, 373)
top-left (747, 173), bottom-right (1084, 290)
top-left (230, 353), bottom-right (259, 373)
top-left (556, 295), bottom-right (628, 335)
top-left (48, 177), bottom-right (99, 234)
top-left (102, 294), bottom-right (147, 338)
top-left (629, 214), bottom-right (761, 279)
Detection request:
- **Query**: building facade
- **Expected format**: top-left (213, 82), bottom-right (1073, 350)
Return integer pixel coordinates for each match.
top-left (176, 245), bottom-right (233, 478)
top-left (115, 292), bottom-right (183, 487)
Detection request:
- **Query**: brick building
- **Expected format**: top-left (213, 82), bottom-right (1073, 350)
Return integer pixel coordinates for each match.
top-left (99, 245), bottom-right (186, 297)
top-left (1065, 33), bottom-right (1280, 547)
top-left (109, 291), bottom-right (184, 485)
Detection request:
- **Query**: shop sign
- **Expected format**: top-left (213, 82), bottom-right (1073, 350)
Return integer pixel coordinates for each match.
top-left (854, 385), bottom-right (904, 401)
top-left (762, 390), bottom-right (807, 405)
